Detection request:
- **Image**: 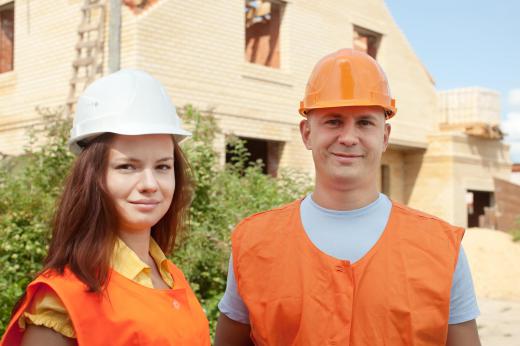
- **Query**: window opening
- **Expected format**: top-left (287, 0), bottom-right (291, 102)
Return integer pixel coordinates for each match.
top-left (0, 2), bottom-right (14, 73)
top-left (245, 0), bottom-right (283, 68)
top-left (353, 25), bottom-right (381, 59)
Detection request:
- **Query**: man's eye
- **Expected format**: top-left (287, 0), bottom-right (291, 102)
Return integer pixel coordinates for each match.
top-left (326, 119), bottom-right (340, 126)
top-left (359, 120), bottom-right (373, 126)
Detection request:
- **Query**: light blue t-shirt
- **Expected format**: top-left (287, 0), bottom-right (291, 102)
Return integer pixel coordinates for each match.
top-left (219, 194), bottom-right (480, 325)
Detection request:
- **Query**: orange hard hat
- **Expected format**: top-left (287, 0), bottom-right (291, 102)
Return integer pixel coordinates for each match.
top-left (299, 49), bottom-right (397, 118)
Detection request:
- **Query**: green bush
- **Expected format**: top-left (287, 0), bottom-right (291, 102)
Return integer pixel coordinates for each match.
top-left (176, 106), bottom-right (311, 334)
top-left (0, 111), bottom-right (74, 331)
top-left (0, 106), bottom-right (311, 336)
top-left (512, 216), bottom-right (520, 242)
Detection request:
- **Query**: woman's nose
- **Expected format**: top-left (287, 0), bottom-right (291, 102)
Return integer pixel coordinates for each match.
top-left (138, 169), bottom-right (159, 193)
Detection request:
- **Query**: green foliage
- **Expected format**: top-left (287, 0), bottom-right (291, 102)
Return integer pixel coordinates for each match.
top-left (173, 105), bottom-right (311, 334)
top-left (512, 216), bottom-right (520, 242)
top-left (0, 110), bottom-right (74, 330)
top-left (0, 105), bottom-right (311, 336)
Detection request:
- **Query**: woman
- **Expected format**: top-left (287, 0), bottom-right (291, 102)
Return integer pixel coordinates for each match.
top-left (1, 70), bottom-right (210, 345)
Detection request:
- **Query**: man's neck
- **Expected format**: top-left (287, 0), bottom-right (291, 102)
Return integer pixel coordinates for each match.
top-left (312, 180), bottom-right (380, 211)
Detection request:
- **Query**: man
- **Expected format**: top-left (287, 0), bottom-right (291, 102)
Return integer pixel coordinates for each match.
top-left (215, 49), bottom-right (481, 345)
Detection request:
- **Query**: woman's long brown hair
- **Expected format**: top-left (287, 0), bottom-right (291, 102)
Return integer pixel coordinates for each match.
top-left (17, 133), bottom-right (192, 302)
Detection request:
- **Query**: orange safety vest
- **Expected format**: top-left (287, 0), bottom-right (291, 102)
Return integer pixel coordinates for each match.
top-left (232, 200), bottom-right (464, 346)
top-left (2, 261), bottom-right (210, 346)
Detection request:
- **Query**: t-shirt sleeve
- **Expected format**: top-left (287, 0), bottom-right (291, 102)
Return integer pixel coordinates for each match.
top-left (448, 245), bottom-right (480, 324)
top-left (217, 254), bottom-right (251, 324)
top-left (18, 285), bottom-right (76, 338)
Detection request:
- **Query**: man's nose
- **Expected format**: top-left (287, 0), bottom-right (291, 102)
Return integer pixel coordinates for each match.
top-left (338, 123), bottom-right (359, 146)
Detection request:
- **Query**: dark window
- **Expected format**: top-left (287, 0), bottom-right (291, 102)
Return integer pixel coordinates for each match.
top-left (0, 2), bottom-right (14, 73)
top-left (467, 190), bottom-right (493, 228)
top-left (353, 25), bottom-right (381, 59)
top-left (226, 136), bottom-right (284, 177)
top-left (245, 0), bottom-right (283, 68)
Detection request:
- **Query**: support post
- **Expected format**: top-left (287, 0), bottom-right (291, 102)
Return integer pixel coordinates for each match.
top-left (108, 0), bottom-right (122, 73)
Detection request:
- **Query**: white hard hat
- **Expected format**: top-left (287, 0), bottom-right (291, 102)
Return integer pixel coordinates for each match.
top-left (69, 69), bottom-right (191, 155)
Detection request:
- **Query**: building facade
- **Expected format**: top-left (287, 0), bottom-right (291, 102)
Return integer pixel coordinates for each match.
top-left (0, 0), bottom-right (512, 228)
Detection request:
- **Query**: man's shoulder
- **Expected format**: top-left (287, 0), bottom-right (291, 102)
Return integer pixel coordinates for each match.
top-left (392, 201), bottom-right (447, 222)
top-left (392, 201), bottom-right (464, 234)
top-left (238, 199), bottom-right (300, 227)
top-left (231, 199), bottom-right (301, 242)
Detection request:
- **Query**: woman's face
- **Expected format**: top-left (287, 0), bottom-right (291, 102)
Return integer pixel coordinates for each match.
top-left (105, 134), bottom-right (175, 234)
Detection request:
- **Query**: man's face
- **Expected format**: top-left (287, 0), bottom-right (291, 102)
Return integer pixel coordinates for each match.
top-left (300, 106), bottom-right (391, 190)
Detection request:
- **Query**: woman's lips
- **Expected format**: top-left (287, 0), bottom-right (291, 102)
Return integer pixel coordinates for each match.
top-left (129, 200), bottom-right (160, 211)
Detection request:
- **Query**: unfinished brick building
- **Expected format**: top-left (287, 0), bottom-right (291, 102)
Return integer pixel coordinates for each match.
top-left (0, 0), bottom-right (513, 228)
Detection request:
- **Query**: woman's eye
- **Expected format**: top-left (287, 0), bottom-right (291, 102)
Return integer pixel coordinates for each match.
top-left (115, 164), bottom-right (134, 170)
top-left (156, 164), bottom-right (172, 171)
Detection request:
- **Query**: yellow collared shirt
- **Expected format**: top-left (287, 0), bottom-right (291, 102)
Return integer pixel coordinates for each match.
top-left (19, 238), bottom-right (174, 338)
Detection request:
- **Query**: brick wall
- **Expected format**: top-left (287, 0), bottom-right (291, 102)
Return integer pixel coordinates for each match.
top-left (494, 178), bottom-right (520, 232)
top-left (124, 0), bottom-right (442, 174)
top-left (405, 132), bottom-right (511, 227)
top-left (0, 0), bottom-right (83, 153)
top-left (0, 0), bottom-right (512, 219)
top-left (1, 0), bottom-right (439, 166)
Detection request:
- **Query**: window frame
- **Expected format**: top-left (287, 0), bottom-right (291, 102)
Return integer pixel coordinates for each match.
top-left (353, 25), bottom-right (382, 59)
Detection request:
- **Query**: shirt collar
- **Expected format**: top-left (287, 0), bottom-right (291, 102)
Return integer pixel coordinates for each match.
top-left (111, 237), bottom-right (169, 280)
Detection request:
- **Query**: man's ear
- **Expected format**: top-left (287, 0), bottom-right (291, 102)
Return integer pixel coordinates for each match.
top-left (383, 123), bottom-right (391, 152)
top-left (300, 119), bottom-right (312, 150)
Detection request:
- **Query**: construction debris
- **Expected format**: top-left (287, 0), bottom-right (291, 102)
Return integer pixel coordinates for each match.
top-left (439, 122), bottom-right (504, 140)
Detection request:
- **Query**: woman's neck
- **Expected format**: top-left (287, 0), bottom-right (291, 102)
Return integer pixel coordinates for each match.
top-left (118, 229), bottom-right (153, 264)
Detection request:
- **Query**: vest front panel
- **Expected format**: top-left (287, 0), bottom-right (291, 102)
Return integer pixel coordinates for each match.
top-left (232, 201), bottom-right (463, 346)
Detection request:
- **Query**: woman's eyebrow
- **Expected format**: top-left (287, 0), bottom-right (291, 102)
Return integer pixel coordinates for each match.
top-left (112, 157), bottom-right (139, 163)
top-left (156, 157), bottom-right (174, 162)
top-left (111, 156), bottom-right (174, 163)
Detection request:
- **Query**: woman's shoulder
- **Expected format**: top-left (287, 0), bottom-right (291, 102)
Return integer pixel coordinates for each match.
top-left (31, 268), bottom-right (86, 292)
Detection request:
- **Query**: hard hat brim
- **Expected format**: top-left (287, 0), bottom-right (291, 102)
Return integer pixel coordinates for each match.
top-left (299, 99), bottom-right (396, 119)
top-left (68, 128), bottom-right (192, 155)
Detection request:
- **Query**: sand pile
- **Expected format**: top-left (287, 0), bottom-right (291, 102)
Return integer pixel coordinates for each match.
top-left (463, 228), bottom-right (520, 301)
